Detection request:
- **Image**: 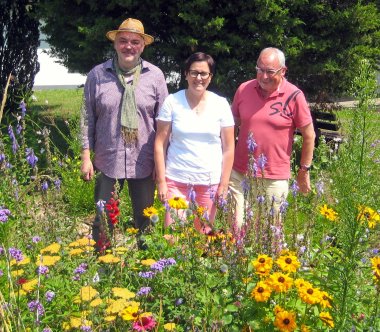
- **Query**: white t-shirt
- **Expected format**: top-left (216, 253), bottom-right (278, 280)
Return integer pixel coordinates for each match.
top-left (157, 90), bottom-right (234, 185)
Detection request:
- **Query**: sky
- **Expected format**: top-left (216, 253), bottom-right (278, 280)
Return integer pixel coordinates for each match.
top-left (33, 36), bottom-right (86, 88)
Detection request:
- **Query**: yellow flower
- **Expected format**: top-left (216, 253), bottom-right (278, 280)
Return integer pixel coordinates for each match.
top-left (164, 322), bottom-right (176, 331)
top-left (319, 311), bottom-right (334, 328)
top-left (127, 227), bottom-right (139, 234)
top-left (294, 278), bottom-right (313, 290)
top-left (319, 290), bottom-right (333, 309)
top-left (301, 324), bottom-right (311, 332)
top-left (10, 256), bottom-right (30, 266)
top-left (276, 253), bottom-right (300, 273)
top-left (114, 246), bottom-right (129, 254)
top-left (69, 248), bottom-right (84, 256)
top-left (242, 277), bottom-right (252, 284)
top-left (251, 281), bottom-right (272, 302)
top-left (104, 315), bottom-right (117, 322)
top-left (79, 286), bottom-right (98, 302)
top-left (21, 278), bottom-right (38, 293)
top-left (252, 254), bottom-right (273, 276)
top-left (119, 302), bottom-right (140, 321)
top-left (319, 204), bottom-right (338, 221)
top-left (143, 206), bottom-right (158, 217)
top-left (168, 196), bottom-right (188, 210)
top-left (268, 272), bottom-right (293, 293)
top-left (371, 256), bottom-right (380, 275)
top-left (274, 305), bottom-right (284, 315)
top-left (274, 309), bottom-right (297, 332)
top-left (11, 269), bottom-right (24, 277)
top-left (69, 237), bottom-right (96, 247)
top-left (358, 205), bottom-right (380, 228)
top-left (98, 254), bottom-right (120, 264)
top-left (90, 298), bottom-right (103, 307)
top-left (298, 286), bottom-right (321, 305)
top-left (40, 242), bottom-right (61, 254)
top-left (140, 259), bottom-right (156, 266)
top-left (112, 287), bottom-right (136, 300)
top-left (106, 298), bottom-right (126, 315)
top-left (69, 316), bottom-right (92, 328)
top-left (36, 255), bottom-right (61, 266)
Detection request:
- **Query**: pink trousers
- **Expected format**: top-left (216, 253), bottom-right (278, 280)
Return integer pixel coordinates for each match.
top-left (165, 178), bottom-right (218, 234)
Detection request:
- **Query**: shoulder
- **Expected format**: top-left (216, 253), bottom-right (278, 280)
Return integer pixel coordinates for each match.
top-left (281, 79), bottom-right (304, 94)
top-left (87, 59), bottom-right (113, 78)
top-left (141, 59), bottom-right (165, 75)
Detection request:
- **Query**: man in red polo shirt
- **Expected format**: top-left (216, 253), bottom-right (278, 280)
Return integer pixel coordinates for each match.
top-left (230, 47), bottom-right (315, 228)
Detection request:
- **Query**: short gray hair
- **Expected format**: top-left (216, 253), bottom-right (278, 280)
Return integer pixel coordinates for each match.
top-left (259, 47), bottom-right (286, 67)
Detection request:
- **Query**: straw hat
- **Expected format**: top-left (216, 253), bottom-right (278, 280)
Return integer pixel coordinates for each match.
top-left (106, 18), bottom-right (154, 45)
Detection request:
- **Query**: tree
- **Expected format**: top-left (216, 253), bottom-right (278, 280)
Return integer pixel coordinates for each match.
top-left (36, 0), bottom-right (380, 101)
top-left (0, 0), bottom-right (40, 113)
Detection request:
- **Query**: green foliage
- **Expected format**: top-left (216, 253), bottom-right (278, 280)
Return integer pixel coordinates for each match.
top-left (36, 0), bottom-right (380, 101)
top-left (0, 0), bottom-right (40, 113)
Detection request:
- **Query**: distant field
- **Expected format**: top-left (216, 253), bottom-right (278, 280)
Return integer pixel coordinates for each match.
top-left (30, 88), bottom-right (84, 119)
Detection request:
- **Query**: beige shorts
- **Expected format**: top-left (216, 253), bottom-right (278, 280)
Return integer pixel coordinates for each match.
top-left (229, 169), bottom-right (289, 228)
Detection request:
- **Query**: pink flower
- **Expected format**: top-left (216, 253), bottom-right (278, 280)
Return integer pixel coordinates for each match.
top-left (132, 315), bottom-right (156, 331)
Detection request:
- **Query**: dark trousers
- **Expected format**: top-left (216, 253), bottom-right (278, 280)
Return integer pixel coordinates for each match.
top-left (93, 173), bottom-right (155, 248)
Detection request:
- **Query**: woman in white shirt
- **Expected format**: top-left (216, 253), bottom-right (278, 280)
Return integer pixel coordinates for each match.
top-left (154, 52), bottom-right (235, 234)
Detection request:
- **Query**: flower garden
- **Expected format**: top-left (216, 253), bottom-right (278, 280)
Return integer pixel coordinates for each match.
top-left (0, 61), bottom-right (379, 331)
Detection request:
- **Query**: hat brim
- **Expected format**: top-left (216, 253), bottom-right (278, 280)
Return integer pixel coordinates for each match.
top-left (106, 29), bottom-right (154, 45)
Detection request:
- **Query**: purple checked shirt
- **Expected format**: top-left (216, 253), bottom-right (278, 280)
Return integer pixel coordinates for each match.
top-left (81, 58), bottom-right (168, 179)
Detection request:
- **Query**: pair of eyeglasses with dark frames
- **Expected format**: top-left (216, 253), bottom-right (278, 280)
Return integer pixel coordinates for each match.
top-left (188, 70), bottom-right (212, 79)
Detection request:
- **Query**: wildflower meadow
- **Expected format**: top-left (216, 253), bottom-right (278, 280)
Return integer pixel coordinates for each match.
top-left (0, 60), bottom-right (379, 332)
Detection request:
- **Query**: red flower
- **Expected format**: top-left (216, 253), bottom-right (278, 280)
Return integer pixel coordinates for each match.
top-left (105, 198), bottom-right (120, 225)
top-left (17, 277), bottom-right (28, 285)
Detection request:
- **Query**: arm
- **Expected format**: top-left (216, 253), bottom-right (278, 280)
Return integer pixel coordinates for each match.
top-left (234, 116), bottom-right (241, 143)
top-left (81, 148), bottom-right (94, 181)
top-left (217, 126), bottom-right (235, 198)
top-left (296, 122), bottom-right (315, 193)
top-left (154, 120), bottom-right (172, 202)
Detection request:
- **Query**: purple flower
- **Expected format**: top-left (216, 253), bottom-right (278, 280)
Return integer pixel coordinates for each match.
top-left (9, 248), bottom-right (23, 262)
top-left (45, 290), bottom-right (55, 302)
top-left (28, 300), bottom-right (45, 315)
top-left (246, 132), bottom-right (257, 153)
top-left (0, 207), bottom-right (11, 223)
top-left (74, 263), bottom-right (88, 275)
top-left (256, 195), bottom-right (265, 204)
top-left (241, 178), bottom-right (250, 195)
top-left (316, 180), bottom-right (324, 197)
top-left (19, 101), bottom-right (27, 118)
top-left (32, 236), bottom-right (41, 243)
top-left (43, 328), bottom-right (52, 332)
top-left (37, 265), bottom-right (49, 275)
top-left (16, 123), bottom-right (23, 135)
top-left (96, 200), bottom-right (106, 212)
top-left (0, 247), bottom-right (4, 255)
top-left (279, 199), bottom-right (289, 215)
top-left (137, 287), bottom-right (151, 296)
top-left (7, 125), bottom-right (19, 154)
top-left (54, 178), bottom-right (61, 190)
top-left (0, 153), bottom-right (5, 163)
top-left (187, 185), bottom-right (196, 203)
top-left (290, 180), bottom-right (299, 197)
top-left (41, 181), bottom-right (49, 191)
top-left (26, 148), bottom-right (38, 168)
top-left (138, 271), bottom-right (156, 279)
top-left (257, 153), bottom-right (267, 170)
top-left (80, 325), bottom-right (92, 332)
top-left (0, 269), bottom-right (3, 277)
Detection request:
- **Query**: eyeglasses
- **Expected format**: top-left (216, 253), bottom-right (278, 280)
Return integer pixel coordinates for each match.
top-left (188, 70), bottom-right (212, 79)
top-left (255, 66), bottom-right (283, 77)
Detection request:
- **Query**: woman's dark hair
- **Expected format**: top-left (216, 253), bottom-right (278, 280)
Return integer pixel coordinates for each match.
top-left (184, 52), bottom-right (216, 75)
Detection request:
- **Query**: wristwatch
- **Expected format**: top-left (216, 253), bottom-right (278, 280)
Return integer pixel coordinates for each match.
top-left (299, 164), bottom-right (311, 172)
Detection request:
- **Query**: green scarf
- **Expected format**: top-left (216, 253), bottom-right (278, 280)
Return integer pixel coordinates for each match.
top-left (114, 56), bottom-right (142, 143)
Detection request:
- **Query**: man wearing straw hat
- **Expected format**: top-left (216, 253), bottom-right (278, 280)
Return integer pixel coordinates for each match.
top-left (80, 18), bottom-right (168, 250)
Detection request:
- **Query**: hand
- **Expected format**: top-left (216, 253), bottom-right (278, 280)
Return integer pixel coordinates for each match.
top-left (297, 170), bottom-right (311, 194)
top-left (81, 159), bottom-right (94, 181)
top-left (157, 181), bottom-right (168, 202)
top-left (216, 183), bottom-right (229, 200)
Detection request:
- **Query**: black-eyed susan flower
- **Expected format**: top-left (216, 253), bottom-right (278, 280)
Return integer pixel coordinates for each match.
top-left (319, 311), bottom-right (334, 328)
top-left (298, 285), bottom-right (322, 305)
top-left (143, 206), bottom-right (158, 218)
top-left (371, 256), bottom-right (380, 274)
top-left (276, 253), bottom-right (300, 273)
top-left (301, 324), bottom-right (311, 332)
top-left (251, 281), bottom-right (272, 302)
top-left (168, 196), bottom-right (188, 210)
top-left (319, 204), bottom-right (338, 221)
top-left (319, 290), bottom-right (333, 308)
top-left (252, 254), bottom-right (273, 276)
top-left (268, 272), bottom-right (293, 293)
top-left (274, 309), bottom-right (297, 332)
top-left (357, 205), bottom-right (380, 228)
top-left (119, 302), bottom-right (140, 321)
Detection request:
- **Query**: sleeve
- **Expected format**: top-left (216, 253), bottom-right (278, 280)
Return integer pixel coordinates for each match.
top-left (154, 70), bottom-right (169, 117)
top-left (80, 70), bottom-right (97, 150)
top-left (156, 94), bottom-right (173, 122)
top-left (292, 91), bottom-right (313, 128)
top-left (220, 97), bottom-right (235, 127)
top-left (231, 86), bottom-right (241, 119)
